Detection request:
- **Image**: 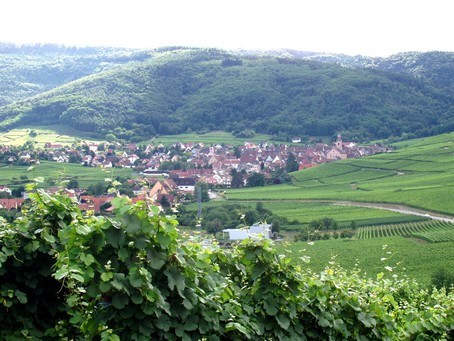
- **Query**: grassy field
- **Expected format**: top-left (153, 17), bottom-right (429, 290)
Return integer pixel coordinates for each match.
top-left (277, 237), bottom-right (454, 287)
top-left (0, 125), bottom-right (100, 147)
top-left (0, 161), bottom-right (134, 189)
top-left (184, 199), bottom-right (424, 229)
top-left (226, 132), bottom-right (454, 215)
top-left (0, 126), bottom-right (290, 148)
top-left (144, 131), bottom-right (280, 146)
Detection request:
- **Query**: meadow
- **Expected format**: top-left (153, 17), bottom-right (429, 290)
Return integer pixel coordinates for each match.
top-left (0, 125), bottom-right (99, 147)
top-left (144, 131), bottom-right (279, 146)
top-left (0, 161), bottom-right (133, 189)
top-left (278, 237), bottom-right (454, 287)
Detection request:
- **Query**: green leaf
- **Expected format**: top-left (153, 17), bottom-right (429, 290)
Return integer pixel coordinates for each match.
top-left (54, 266), bottom-right (69, 280)
top-left (99, 281), bottom-right (111, 293)
top-left (155, 314), bottom-right (171, 332)
top-left (80, 253), bottom-right (96, 266)
top-left (118, 248), bottom-right (129, 261)
top-left (129, 274), bottom-right (143, 288)
top-left (111, 294), bottom-right (129, 309)
top-left (183, 298), bottom-right (193, 310)
top-left (264, 300), bottom-right (278, 315)
top-left (15, 290), bottom-right (27, 304)
top-left (165, 267), bottom-right (186, 294)
top-left (67, 294), bottom-right (79, 307)
top-left (276, 313), bottom-right (290, 330)
top-left (76, 224), bottom-right (95, 235)
top-left (123, 214), bottom-right (141, 234)
top-left (157, 232), bottom-right (172, 248)
top-left (101, 272), bottom-right (113, 282)
top-left (130, 293), bottom-right (143, 305)
top-left (69, 313), bottom-right (83, 324)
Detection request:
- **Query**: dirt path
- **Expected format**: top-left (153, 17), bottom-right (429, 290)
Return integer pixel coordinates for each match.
top-left (332, 201), bottom-right (454, 223)
top-left (228, 198), bottom-right (454, 223)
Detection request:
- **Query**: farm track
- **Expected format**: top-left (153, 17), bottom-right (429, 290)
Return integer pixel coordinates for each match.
top-left (229, 198), bottom-right (454, 223)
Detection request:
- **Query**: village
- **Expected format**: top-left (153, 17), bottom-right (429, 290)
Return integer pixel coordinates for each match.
top-left (0, 135), bottom-right (388, 214)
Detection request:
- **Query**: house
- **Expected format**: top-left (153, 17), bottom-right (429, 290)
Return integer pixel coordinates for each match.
top-left (223, 223), bottom-right (272, 241)
top-left (0, 198), bottom-right (24, 210)
top-left (173, 177), bottom-right (196, 192)
top-left (148, 179), bottom-right (177, 200)
top-left (0, 186), bottom-right (12, 196)
top-left (326, 148), bottom-right (347, 161)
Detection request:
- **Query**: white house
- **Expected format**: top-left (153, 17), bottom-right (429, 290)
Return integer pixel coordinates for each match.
top-left (223, 223), bottom-right (272, 241)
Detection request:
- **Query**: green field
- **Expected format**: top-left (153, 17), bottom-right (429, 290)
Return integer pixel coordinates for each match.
top-left (226, 132), bottom-right (454, 215)
top-left (0, 161), bottom-right (134, 189)
top-left (259, 201), bottom-right (425, 227)
top-left (0, 125), bottom-right (100, 147)
top-left (357, 220), bottom-right (454, 242)
top-left (278, 237), bottom-right (454, 287)
top-left (145, 131), bottom-right (281, 146)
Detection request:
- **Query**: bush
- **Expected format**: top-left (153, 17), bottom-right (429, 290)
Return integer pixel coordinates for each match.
top-left (1, 192), bottom-right (453, 339)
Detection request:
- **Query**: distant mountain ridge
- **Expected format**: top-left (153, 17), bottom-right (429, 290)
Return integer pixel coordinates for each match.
top-left (0, 44), bottom-right (453, 142)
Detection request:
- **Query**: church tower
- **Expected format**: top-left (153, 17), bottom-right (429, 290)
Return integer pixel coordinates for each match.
top-left (335, 133), bottom-right (343, 151)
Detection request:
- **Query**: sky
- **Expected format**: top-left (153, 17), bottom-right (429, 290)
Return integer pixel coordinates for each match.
top-left (1, 0), bottom-right (453, 57)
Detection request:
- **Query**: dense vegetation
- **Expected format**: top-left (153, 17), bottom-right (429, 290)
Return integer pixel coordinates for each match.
top-left (0, 46), bottom-right (453, 142)
top-left (0, 43), bottom-right (149, 107)
top-left (1, 190), bottom-right (453, 340)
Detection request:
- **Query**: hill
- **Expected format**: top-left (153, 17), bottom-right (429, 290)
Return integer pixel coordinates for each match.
top-left (0, 46), bottom-right (453, 142)
top-left (0, 43), bottom-right (150, 107)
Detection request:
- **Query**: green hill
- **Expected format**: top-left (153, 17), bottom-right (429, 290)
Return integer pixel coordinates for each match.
top-left (0, 47), bottom-right (453, 142)
top-left (226, 132), bottom-right (454, 216)
top-left (0, 43), bottom-right (149, 107)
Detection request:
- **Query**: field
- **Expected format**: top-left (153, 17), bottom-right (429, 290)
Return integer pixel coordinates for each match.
top-left (0, 161), bottom-right (134, 189)
top-left (357, 220), bottom-right (454, 242)
top-left (278, 237), bottom-right (454, 287)
top-left (226, 132), bottom-right (454, 215)
top-left (0, 125), bottom-right (100, 147)
top-left (144, 131), bottom-right (280, 146)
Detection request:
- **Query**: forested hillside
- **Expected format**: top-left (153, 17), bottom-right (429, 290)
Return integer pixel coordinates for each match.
top-left (0, 45), bottom-right (453, 142)
top-left (0, 43), bottom-right (149, 106)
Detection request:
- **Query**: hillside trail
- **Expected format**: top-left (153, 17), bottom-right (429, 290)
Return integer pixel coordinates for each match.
top-left (231, 198), bottom-right (454, 223)
top-left (332, 201), bottom-right (454, 223)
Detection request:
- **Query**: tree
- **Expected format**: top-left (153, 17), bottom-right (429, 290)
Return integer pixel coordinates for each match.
top-left (286, 152), bottom-right (299, 172)
top-left (66, 178), bottom-right (79, 189)
top-left (230, 169), bottom-right (244, 188)
top-left (247, 172), bottom-right (265, 187)
top-left (244, 209), bottom-right (258, 225)
top-left (159, 195), bottom-right (171, 208)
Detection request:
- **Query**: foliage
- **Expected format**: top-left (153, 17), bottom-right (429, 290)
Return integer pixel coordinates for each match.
top-left (285, 152), bottom-right (299, 173)
top-left (431, 269), bottom-right (454, 290)
top-left (246, 172), bottom-right (265, 187)
top-left (1, 192), bottom-right (453, 339)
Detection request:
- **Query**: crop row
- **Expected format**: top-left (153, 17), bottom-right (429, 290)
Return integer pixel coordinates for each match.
top-left (356, 220), bottom-right (454, 242)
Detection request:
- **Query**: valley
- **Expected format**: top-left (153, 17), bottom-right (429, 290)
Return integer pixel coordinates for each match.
top-left (0, 45), bottom-right (453, 338)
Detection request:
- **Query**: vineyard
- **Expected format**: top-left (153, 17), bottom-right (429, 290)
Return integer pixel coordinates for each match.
top-left (357, 219), bottom-right (454, 242)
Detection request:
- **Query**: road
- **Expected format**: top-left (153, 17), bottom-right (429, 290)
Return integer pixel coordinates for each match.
top-left (333, 201), bottom-right (454, 223)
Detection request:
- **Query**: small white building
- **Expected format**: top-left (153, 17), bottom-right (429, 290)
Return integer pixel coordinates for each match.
top-left (223, 223), bottom-right (272, 241)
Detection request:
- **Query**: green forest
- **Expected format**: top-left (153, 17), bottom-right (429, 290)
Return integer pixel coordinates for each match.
top-left (0, 45), bottom-right (453, 142)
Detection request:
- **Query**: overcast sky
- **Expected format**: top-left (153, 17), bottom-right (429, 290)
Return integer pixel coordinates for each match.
top-left (1, 0), bottom-right (452, 57)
